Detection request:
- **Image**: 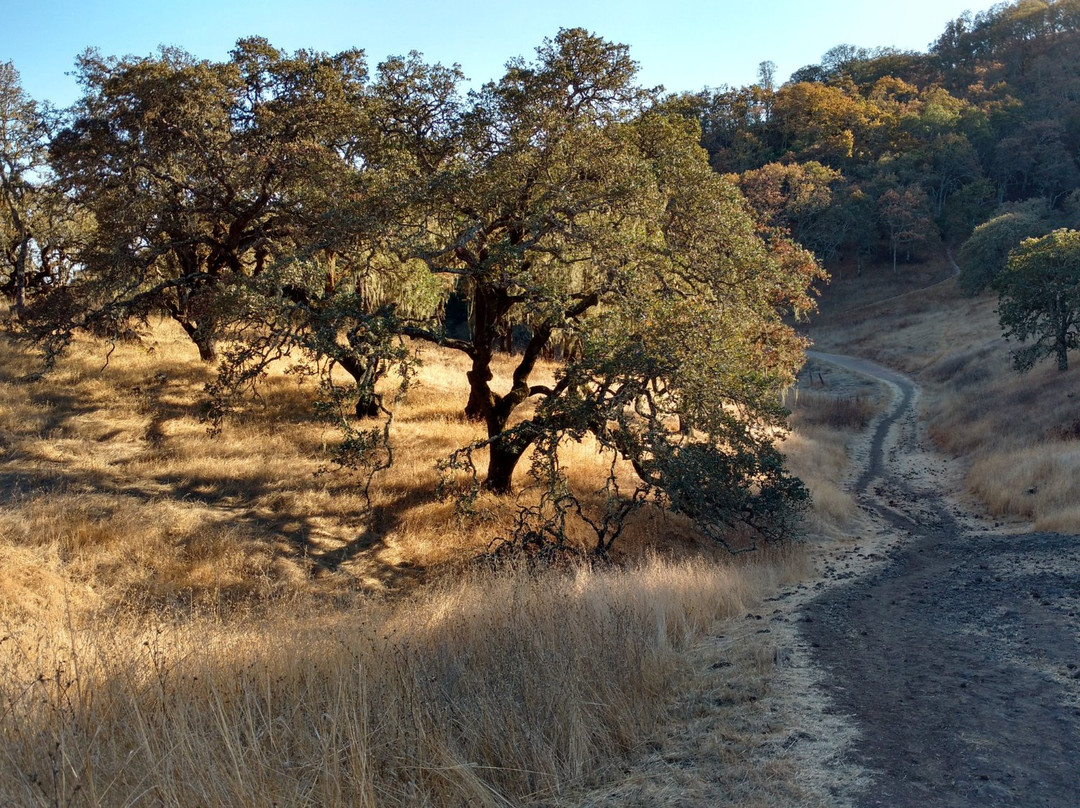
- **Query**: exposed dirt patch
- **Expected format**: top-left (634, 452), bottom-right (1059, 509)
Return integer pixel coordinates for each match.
top-left (801, 351), bottom-right (1080, 807)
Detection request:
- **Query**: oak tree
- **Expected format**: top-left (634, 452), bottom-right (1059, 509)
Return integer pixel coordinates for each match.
top-left (996, 228), bottom-right (1080, 371)
top-left (41, 39), bottom-right (368, 362)
top-left (360, 30), bottom-right (822, 548)
top-left (207, 52), bottom-right (465, 421)
top-left (958, 206), bottom-right (1051, 294)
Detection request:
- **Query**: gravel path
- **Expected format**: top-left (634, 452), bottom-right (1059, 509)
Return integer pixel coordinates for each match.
top-left (802, 351), bottom-right (1080, 807)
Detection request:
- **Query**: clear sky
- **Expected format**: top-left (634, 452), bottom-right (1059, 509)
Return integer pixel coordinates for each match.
top-left (2, 0), bottom-right (1002, 108)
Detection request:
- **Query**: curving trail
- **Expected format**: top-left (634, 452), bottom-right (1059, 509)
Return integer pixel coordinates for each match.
top-left (802, 351), bottom-right (1080, 807)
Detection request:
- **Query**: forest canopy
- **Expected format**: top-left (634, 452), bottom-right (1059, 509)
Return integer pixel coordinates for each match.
top-left (688, 0), bottom-right (1080, 274)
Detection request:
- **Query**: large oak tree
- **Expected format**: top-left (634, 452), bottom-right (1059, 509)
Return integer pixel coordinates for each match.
top-left (25, 29), bottom-right (823, 550)
top-left (42, 39), bottom-right (368, 361)
top-left (351, 30), bottom-right (823, 547)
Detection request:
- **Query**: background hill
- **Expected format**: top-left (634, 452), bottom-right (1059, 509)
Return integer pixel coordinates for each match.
top-left (685, 0), bottom-right (1080, 272)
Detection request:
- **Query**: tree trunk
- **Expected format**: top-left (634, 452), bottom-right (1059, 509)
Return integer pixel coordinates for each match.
top-left (499, 325), bottom-right (514, 355)
top-left (13, 233), bottom-right (27, 317)
top-left (337, 354), bottom-right (383, 418)
top-left (194, 332), bottom-right (218, 363)
top-left (354, 389), bottom-right (382, 418)
top-left (460, 346), bottom-right (524, 490)
top-left (1056, 300), bottom-right (1070, 371)
top-left (463, 282), bottom-right (509, 421)
top-left (465, 352), bottom-right (494, 421)
top-left (485, 437), bottom-right (526, 494)
top-left (5, 195), bottom-right (29, 317)
top-left (175, 317), bottom-right (218, 362)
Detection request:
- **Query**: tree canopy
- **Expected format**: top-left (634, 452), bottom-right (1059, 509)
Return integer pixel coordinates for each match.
top-left (995, 228), bottom-right (1080, 371)
top-left (343, 29), bottom-right (824, 548)
top-left (12, 0), bottom-right (1080, 552)
top-left (41, 39), bottom-right (369, 362)
top-left (957, 205), bottom-right (1054, 294)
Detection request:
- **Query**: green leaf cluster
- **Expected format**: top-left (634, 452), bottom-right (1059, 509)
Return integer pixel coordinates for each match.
top-left (995, 228), bottom-right (1080, 371)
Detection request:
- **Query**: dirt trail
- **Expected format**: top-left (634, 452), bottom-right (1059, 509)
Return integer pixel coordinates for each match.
top-left (803, 350), bottom-right (1080, 807)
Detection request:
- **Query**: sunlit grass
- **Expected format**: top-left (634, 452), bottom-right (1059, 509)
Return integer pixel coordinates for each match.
top-left (2, 554), bottom-right (809, 808)
top-left (0, 318), bottom-right (861, 806)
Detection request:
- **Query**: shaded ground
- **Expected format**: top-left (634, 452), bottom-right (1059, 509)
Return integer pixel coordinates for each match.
top-left (803, 351), bottom-right (1080, 807)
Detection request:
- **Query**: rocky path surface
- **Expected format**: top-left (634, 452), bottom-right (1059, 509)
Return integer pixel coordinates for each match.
top-left (802, 351), bottom-right (1080, 807)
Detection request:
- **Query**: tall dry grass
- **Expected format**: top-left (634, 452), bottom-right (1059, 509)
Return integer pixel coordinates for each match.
top-left (0, 319), bottom-right (853, 806)
top-left (781, 362), bottom-right (883, 541)
top-left (1, 555), bottom-right (804, 807)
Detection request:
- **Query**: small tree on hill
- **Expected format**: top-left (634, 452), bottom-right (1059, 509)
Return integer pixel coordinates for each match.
top-left (877, 184), bottom-right (937, 273)
top-left (995, 228), bottom-right (1080, 371)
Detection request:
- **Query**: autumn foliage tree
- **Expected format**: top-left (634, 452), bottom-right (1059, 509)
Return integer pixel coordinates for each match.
top-left (877, 184), bottom-right (937, 273)
top-left (686, 0), bottom-right (1080, 273)
top-left (733, 160), bottom-right (843, 262)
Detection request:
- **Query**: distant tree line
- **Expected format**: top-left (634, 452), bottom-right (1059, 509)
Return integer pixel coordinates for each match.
top-left (681, 0), bottom-right (1080, 272)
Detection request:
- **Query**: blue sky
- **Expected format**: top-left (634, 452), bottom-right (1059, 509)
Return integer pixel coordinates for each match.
top-left (3, 1), bottom-right (1002, 107)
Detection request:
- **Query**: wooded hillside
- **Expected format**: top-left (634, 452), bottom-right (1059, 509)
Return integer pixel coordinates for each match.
top-left (687, 0), bottom-right (1080, 271)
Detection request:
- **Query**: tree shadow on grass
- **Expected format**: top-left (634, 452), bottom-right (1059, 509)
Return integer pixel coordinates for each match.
top-left (0, 362), bottom-right (435, 596)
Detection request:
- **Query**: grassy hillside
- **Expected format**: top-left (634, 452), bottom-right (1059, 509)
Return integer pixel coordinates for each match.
top-left (0, 319), bottom-right (865, 807)
top-left (809, 255), bottom-right (1080, 533)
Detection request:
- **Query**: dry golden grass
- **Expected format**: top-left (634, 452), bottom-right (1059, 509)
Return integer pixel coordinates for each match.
top-left (783, 424), bottom-right (858, 538)
top-left (2, 555), bottom-right (809, 808)
top-left (811, 261), bottom-right (1080, 532)
top-left (814, 252), bottom-right (957, 318)
top-left (0, 318), bottom-right (864, 806)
